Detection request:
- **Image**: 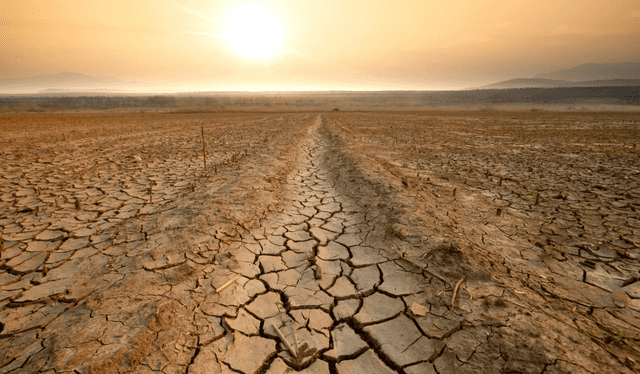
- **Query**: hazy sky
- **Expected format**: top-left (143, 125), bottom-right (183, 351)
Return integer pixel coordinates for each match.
top-left (2, 0), bottom-right (639, 90)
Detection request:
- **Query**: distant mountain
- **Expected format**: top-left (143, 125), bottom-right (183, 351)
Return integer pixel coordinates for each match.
top-left (473, 62), bottom-right (640, 89)
top-left (482, 78), bottom-right (574, 89)
top-left (481, 78), bottom-right (640, 89)
top-left (0, 72), bottom-right (123, 93)
top-left (534, 62), bottom-right (640, 81)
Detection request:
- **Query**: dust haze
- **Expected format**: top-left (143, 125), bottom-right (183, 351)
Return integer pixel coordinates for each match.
top-left (1, 1), bottom-right (640, 373)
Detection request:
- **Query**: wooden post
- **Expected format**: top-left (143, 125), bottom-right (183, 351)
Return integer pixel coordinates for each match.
top-left (201, 125), bottom-right (207, 171)
top-left (149, 180), bottom-right (153, 203)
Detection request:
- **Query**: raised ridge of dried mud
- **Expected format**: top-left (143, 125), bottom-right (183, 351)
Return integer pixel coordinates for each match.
top-left (0, 111), bottom-right (639, 373)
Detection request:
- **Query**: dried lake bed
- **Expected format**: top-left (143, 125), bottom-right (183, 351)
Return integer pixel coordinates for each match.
top-left (1, 110), bottom-right (639, 373)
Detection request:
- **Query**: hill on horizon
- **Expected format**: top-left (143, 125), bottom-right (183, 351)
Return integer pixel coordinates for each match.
top-left (480, 78), bottom-right (640, 89)
top-left (0, 72), bottom-right (124, 93)
top-left (534, 62), bottom-right (640, 81)
top-left (476, 62), bottom-right (640, 89)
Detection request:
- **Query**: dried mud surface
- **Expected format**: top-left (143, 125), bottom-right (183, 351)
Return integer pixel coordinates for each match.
top-left (1, 110), bottom-right (639, 373)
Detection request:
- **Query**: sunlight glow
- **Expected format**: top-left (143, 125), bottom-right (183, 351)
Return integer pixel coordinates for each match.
top-left (223, 4), bottom-right (283, 59)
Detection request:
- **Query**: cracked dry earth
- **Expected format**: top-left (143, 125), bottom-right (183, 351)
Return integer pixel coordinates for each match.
top-left (1, 112), bottom-right (639, 373)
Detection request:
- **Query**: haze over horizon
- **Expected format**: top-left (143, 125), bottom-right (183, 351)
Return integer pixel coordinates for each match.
top-left (2, 0), bottom-right (640, 91)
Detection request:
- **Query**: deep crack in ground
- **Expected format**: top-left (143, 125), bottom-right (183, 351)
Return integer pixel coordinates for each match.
top-left (189, 116), bottom-right (419, 373)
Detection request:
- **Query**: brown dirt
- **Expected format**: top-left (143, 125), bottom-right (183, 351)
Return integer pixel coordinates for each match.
top-left (0, 110), bottom-right (639, 373)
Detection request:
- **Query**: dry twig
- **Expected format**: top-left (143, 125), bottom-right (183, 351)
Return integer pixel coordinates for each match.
top-left (290, 319), bottom-right (299, 355)
top-left (423, 268), bottom-right (449, 285)
top-left (201, 125), bottom-right (207, 171)
top-left (214, 274), bottom-right (241, 294)
top-left (271, 323), bottom-right (297, 358)
top-left (451, 277), bottom-right (465, 309)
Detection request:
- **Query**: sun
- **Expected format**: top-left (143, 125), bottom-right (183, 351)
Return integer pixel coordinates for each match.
top-left (223, 4), bottom-right (283, 59)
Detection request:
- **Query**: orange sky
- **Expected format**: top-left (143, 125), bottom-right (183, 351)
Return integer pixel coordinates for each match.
top-left (2, 0), bottom-right (639, 90)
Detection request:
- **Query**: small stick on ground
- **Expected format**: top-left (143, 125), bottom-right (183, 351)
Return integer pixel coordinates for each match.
top-left (451, 277), bottom-right (465, 309)
top-left (74, 197), bottom-right (82, 211)
top-left (215, 274), bottom-right (241, 294)
top-left (290, 318), bottom-right (299, 355)
top-left (201, 125), bottom-right (207, 171)
top-left (423, 269), bottom-right (449, 285)
top-left (149, 181), bottom-right (153, 203)
top-left (271, 323), bottom-right (297, 358)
